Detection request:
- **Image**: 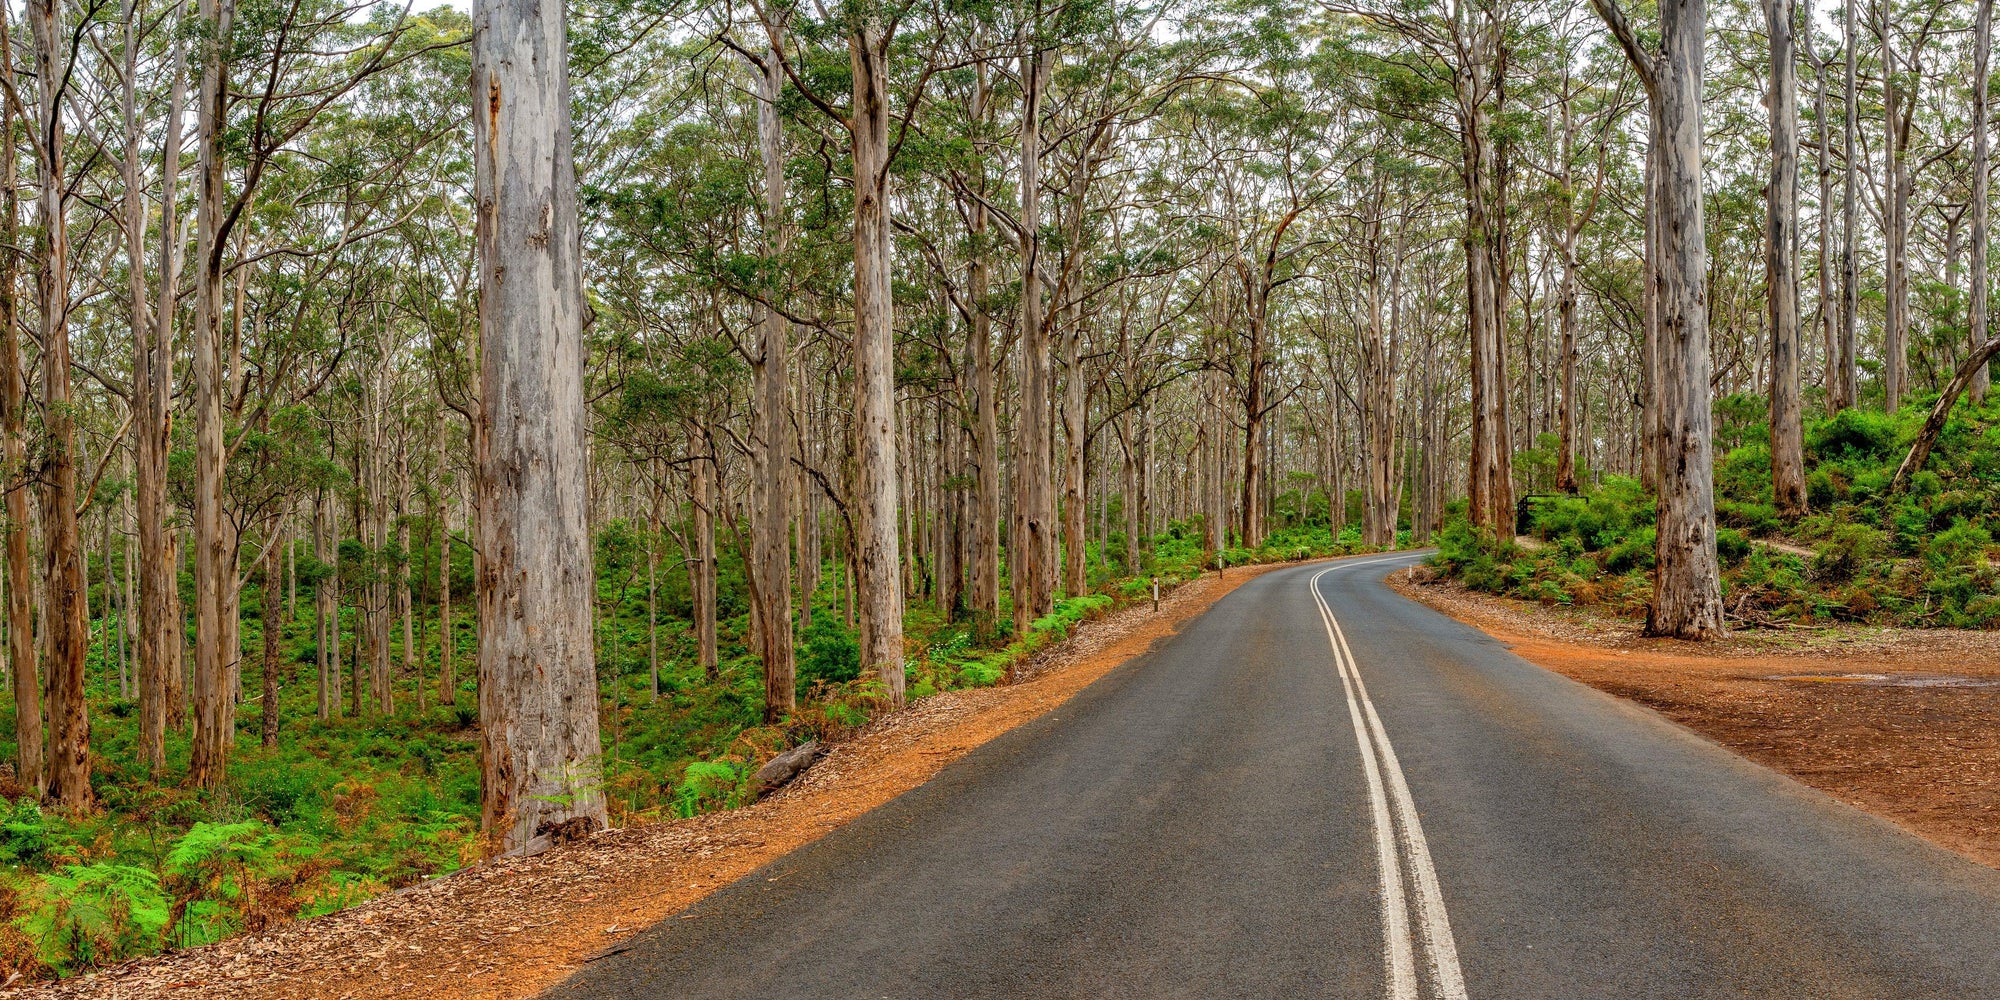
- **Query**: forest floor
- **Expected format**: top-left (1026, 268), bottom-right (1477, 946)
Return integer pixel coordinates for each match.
top-left (1392, 568), bottom-right (2000, 870)
top-left (16, 559), bottom-right (1307, 999)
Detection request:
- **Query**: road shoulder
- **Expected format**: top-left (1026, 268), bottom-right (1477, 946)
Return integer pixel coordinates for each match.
top-left (1390, 568), bottom-right (2000, 872)
top-left (32, 559), bottom-right (1316, 1000)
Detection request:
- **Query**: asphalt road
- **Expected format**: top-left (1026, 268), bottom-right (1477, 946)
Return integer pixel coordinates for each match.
top-left (545, 554), bottom-right (2000, 999)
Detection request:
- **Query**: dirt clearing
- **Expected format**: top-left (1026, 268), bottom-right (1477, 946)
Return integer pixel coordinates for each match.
top-left (1393, 570), bottom-right (2000, 870)
top-left (24, 560), bottom-right (1308, 1000)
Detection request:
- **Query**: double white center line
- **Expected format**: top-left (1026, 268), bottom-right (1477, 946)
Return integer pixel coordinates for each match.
top-left (1309, 561), bottom-right (1468, 1000)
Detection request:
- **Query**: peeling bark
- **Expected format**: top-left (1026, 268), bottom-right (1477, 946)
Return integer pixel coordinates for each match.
top-left (472, 0), bottom-right (606, 854)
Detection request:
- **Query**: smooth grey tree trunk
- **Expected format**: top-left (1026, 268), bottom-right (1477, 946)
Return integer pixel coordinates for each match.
top-left (1641, 133), bottom-right (1661, 494)
top-left (435, 411), bottom-right (455, 706)
top-left (1061, 298), bottom-right (1087, 597)
top-left (138, 23), bottom-right (187, 768)
top-left (397, 414), bottom-right (415, 710)
top-left (1973, 0), bottom-right (1993, 404)
top-left (315, 493), bottom-right (336, 720)
top-left (1597, 0), bottom-right (1726, 639)
top-left (690, 433), bottom-right (717, 679)
top-left (752, 43), bottom-right (795, 721)
top-left (1362, 181), bottom-right (1398, 547)
top-left (1011, 47), bottom-right (1054, 637)
top-left (1555, 89), bottom-right (1583, 495)
top-left (1836, 0), bottom-right (1859, 410)
top-left (261, 530), bottom-right (281, 748)
top-left (471, 0), bottom-right (606, 854)
top-left (187, 0), bottom-right (235, 790)
top-left (963, 59), bottom-right (1000, 629)
top-left (850, 20), bottom-right (905, 703)
top-left (1807, 0), bottom-right (1838, 411)
top-left (1878, 0), bottom-right (1907, 413)
top-left (1462, 71), bottom-right (1512, 533)
top-left (1766, 0), bottom-right (1808, 517)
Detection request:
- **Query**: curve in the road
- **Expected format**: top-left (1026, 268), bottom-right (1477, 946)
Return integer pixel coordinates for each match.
top-left (545, 554), bottom-right (2000, 1000)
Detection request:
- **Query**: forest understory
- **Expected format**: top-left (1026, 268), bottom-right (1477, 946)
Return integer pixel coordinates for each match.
top-left (0, 521), bottom-right (1363, 985)
top-left (1396, 571), bottom-right (2000, 872)
top-left (8, 557), bottom-right (1301, 1000)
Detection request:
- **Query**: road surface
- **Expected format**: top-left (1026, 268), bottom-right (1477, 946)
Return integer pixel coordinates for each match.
top-left (545, 553), bottom-right (2000, 999)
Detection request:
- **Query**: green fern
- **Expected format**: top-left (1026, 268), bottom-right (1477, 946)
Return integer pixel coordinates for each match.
top-left (19, 864), bottom-right (169, 974)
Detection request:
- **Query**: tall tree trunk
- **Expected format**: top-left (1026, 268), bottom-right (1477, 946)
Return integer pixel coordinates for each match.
top-left (1240, 304), bottom-right (1269, 548)
top-left (1972, 0), bottom-right (1993, 404)
top-left (1878, 0), bottom-right (1906, 413)
top-left (963, 61), bottom-right (1000, 629)
top-left (1597, 0), bottom-right (1726, 639)
top-left (472, 0), bottom-right (607, 854)
top-left (1888, 0), bottom-right (1995, 477)
top-left (1555, 98), bottom-right (1582, 495)
top-left (968, 242), bottom-right (1000, 627)
top-left (1767, 0), bottom-right (1809, 518)
top-left (646, 484), bottom-right (659, 702)
top-left (691, 430), bottom-right (717, 680)
top-left (1362, 188), bottom-right (1398, 547)
top-left (1061, 302), bottom-right (1087, 597)
top-left (851, 21), bottom-right (904, 703)
top-left (1460, 31), bottom-right (1514, 534)
top-left (315, 492), bottom-right (336, 721)
top-left (436, 411), bottom-right (454, 706)
top-left (187, 0), bottom-right (235, 790)
top-left (29, 0), bottom-right (91, 809)
top-left (1204, 367), bottom-right (1228, 555)
top-left (348, 474), bottom-right (363, 719)
top-left (121, 0), bottom-right (157, 761)
top-left (397, 413), bottom-right (414, 711)
top-left (752, 44), bottom-right (795, 722)
top-left (1809, 0), bottom-right (1838, 411)
top-left (261, 529), bottom-right (280, 748)
top-left (0, 7), bottom-right (36, 797)
top-left (1120, 416), bottom-right (1140, 571)
top-left (1652, 52), bottom-right (1725, 639)
top-left (366, 372), bottom-right (393, 716)
top-left (936, 400), bottom-right (963, 618)
top-left (137, 25), bottom-right (187, 770)
top-left (1641, 135), bottom-right (1662, 493)
top-left (1836, 0), bottom-right (1860, 409)
top-left (1011, 47), bottom-right (1054, 637)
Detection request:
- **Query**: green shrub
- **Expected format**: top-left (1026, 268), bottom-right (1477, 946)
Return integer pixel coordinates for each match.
top-left (230, 756), bottom-right (334, 828)
top-left (1526, 477), bottom-right (1653, 552)
top-left (1716, 498), bottom-right (1781, 536)
top-left (673, 762), bottom-right (747, 819)
top-left (1808, 408), bottom-right (1900, 463)
top-left (1923, 520), bottom-right (1992, 573)
top-left (1600, 528), bottom-right (1656, 574)
top-left (957, 653), bottom-right (1009, 687)
top-left (1812, 524), bottom-right (1886, 583)
top-left (797, 618), bottom-right (860, 691)
top-left (1715, 528), bottom-right (1750, 565)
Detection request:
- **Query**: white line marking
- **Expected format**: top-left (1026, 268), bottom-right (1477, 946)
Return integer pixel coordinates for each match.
top-left (1313, 567), bottom-right (1418, 999)
top-left (1311, 557), bottom-right (1469, 1000)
